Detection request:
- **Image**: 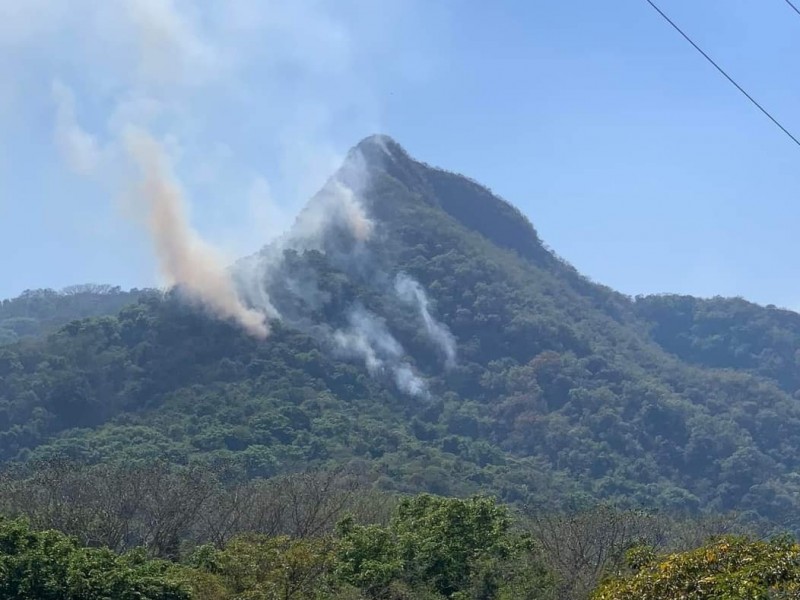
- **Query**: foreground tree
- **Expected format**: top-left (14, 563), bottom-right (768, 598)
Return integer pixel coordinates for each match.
top-left (0, 517), bottom-right (189, 600)
top-left (336, 494), bottom-right (555, 599)
top-left (187, 535), bottom-right (345, 600)
top-left (526, 504), bottom-right (668, 598)
top-left (593, 536), bottom-right (800, 600)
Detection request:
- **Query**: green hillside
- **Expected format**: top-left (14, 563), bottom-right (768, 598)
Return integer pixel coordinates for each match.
top-left (3, 135), bottom-right (800, 527)
top-left (635, 294), bottom-right (800, 392)
top-left (0, 285), bottom-right (150, 345)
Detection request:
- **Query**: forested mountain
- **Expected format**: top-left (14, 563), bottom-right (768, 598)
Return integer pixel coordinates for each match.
top-left (3, 135), bottom-right (800, 530)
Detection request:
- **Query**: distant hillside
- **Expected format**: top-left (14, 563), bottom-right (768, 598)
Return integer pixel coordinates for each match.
top-left (3, 136), bottom-right (800, 529)
top-left (0, 285), bottom-right (153, 345)
top-left (636, 294), bottom-right (800, 393)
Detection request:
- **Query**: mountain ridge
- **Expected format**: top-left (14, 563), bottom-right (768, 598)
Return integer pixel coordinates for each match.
top-left (353, 134), bottom-right (559, 266)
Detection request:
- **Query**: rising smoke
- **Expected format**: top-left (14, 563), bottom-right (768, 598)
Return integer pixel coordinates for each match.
top-left (51, 80), bottom-right (100, 176)
top-left (333, 306), bottom-right (428, 397)
top-left (291, 179), bottom-right (374, 248)
top-left (123, 127), bottom-right (269, 338)
top-left (40, 0), bottom-right (449, 396)
top-left (233, 165), bottom-right (374, 321)
top-left (395, 273), bottom-right (457, 368)
top-left (226, 146), bottom-right (440, 398)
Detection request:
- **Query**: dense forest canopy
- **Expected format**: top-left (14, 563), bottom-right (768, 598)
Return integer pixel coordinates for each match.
top-left (0, 285), bottom-right (152, 345)
top-left (0, 463), bottom-right (772, 600)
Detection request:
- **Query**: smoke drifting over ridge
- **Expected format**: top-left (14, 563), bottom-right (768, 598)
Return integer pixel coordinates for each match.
top-left (124, 128), bottom-right (269, 339)
top-left (36, 0), bottom-right (452, 396)
top-left (290, 179), bottom-right (374, 247)
top-left (395, 273), bottom-right (457, 368)
top-left (227, 142), bottom-right (455, 398)
top-left (333, 306), bottom-right (427, 397)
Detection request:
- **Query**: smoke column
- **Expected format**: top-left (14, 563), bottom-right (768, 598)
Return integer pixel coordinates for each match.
top-left (334, 180), bottom-right (373, 242)
top-left (333, 306), bottom-right (428, 397)
top-left (395, 273), bottom-right (456, 367)
top-left (51, 80), bottom-right (100, 176)
top-left (124, 127), bottom-right (269, 338)
top-left (290, 178), bottom-right (374, 245)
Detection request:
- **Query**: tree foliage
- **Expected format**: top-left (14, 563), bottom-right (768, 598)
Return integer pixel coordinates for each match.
top-left (5, 488), bottom-right (796, 600)
top-left (0, 517), bottom-right (189, 599)
top-left (594, 536), bottom-right (800, 600)
top-left (337, 494), bottom-right (520, 598)
top-left (0, 285), bottom-right (150, 345)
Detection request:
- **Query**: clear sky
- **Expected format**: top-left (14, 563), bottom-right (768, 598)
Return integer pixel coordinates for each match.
top-left (2, 0), bottom-right (800, 309)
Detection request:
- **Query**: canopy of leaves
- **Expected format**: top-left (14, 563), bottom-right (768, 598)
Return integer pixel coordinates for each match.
top-left (593, 536), bottom-right (800, 600)
top-left (0, 517), bottom-right (189, 600)
top-left (336, 494), bottom-right (521, 598)
top-left (636, 293), bottom-right (800, 392)
top-left (187, 493), bottom-right (553, 600)
top-left (0, 484), bottom-right (788, 600)
top-left (0, 285), bottom-right (150, 345)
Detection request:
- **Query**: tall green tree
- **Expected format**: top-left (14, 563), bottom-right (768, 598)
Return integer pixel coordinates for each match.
top-left (0, 517), bottom-right (190, 600)
top-left (336, 494), bottom-right (550, 599)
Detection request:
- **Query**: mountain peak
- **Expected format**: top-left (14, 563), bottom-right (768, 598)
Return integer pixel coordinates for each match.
top-left (347, 134), bottom-right (411, 173)
top-left (354, 133), bottom-right (402, 154)
top-left (344, 135), bottom-right (554, 268)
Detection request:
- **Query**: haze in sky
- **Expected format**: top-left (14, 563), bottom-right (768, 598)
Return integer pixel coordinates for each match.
top-left (2, 0), bottom-right (800, 309)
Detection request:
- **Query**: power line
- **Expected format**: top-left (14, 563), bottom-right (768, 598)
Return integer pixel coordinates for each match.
top-left (784, 0), bottom-right (800, 18)
top-left (644, 0), bottom-right (800, 148)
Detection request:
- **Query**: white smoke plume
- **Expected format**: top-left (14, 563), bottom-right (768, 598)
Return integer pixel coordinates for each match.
top-left (395, 273), bottom-right (456, 368)
top-left (124, 0), bottom-right (222, 86)
top-left (393, 364), bottom-right (428, 397)
top-left (333, 306), bottom-right (428, 397)
top-left (123, 127), bottom-right (268, 338)
top-left (333, 181), bottom-right (373, 242)
top-left (232, 168), bottom-right (373, 319)
top-left (291, 178), bottom-right (373, 247)
top-left (52, 80), bottom-right (100, 176)
top-left (25, 0), bottom-right (445, 395)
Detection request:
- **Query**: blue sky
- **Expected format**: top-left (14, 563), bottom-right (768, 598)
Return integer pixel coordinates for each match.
top-left (2, 0), bottom-right (800, 309)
